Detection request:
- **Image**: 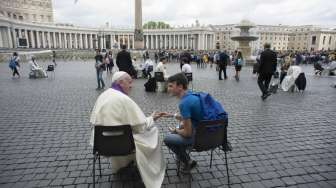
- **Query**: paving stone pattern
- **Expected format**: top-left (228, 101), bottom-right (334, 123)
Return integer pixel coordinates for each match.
top-left (0, 60), bottom-right (335, 188)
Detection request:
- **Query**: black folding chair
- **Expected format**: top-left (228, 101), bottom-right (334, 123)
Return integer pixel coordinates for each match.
top-left (184, 72), bottom-right (193, 91)
top-left (176, 119), bottom-right (231, 187)
top-left (154, 72), bottom-right (166, 92)
top-left (92, 125), bottom-right (136, 188)
top-left (154, 72), bottom-right (164, 82)
top-left (46, 64), bottom-right (55, 78)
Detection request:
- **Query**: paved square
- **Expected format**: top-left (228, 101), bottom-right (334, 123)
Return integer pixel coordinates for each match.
top-left (0, 61), bottom-right (335, 188)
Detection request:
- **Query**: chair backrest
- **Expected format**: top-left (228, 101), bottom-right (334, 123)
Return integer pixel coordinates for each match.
top-left (93, 125), bottom-right (135, 156)
top-left (184, 72), bottom-right (193, 82)
top-left (193, 119), bottom-right (227, 152)
top-left (154, 72), bottom-right (165, 82)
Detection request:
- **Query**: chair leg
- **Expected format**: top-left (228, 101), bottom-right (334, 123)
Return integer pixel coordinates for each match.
top-left (177, 159), bottom-right (180, 176)
top-left (210, 150), bottom-right (213, 168)
top-left (224, 150), bottom-right (230, 186)
top-left (93, 155), bottom-right (96, 188)
top-left (98, 155), bottom-right (102, 177)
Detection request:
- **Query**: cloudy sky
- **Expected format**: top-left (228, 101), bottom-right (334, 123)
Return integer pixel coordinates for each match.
top-left (53, 0), bottom-right (336, 28)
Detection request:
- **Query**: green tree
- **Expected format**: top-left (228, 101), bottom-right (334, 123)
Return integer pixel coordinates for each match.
top-left (143, 21), bottom-right (170, 29)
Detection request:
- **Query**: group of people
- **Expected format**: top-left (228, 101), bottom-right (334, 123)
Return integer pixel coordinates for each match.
top-left (8, 51), bottom-right (57, 79)
top-left (90, 71), bottom-right (216, 188)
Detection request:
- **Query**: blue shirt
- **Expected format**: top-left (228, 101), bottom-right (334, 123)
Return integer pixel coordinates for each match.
top-left (179, 90), bottom-right (203, 128)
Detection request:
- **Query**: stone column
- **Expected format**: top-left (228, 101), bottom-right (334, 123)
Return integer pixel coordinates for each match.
top-left (182, 34), bottom-right (185, 49)
top-left (134, 0), bottom-right (144, 49)
top-left (7, 27), bottom-right (13, 48)
top-left (78, 33), bottom-right (81, 49)
top-left (178, 34), bottom-right (180, 49)
top-left (127, 34), bottom-right (130, 49)
top-left (69, 33), bottom-right (73, 49)
top-left (58, 32), bottom-right (62, 48)
top-left (150, 35), bottom-right (153, 49)
top-left (84, 34), bottom-right (88, 49)
top-left (41, 31), bottom-right (46, 48)
top-left (18, 29), bottom-right (22, 38)
top-left (74, 33), bottom-right (78, 49)
top-left (23, 29), bottom-right (29, 47)
top-left (47, 32), bottom-right (51, 48)
top-left (29, 30), bottom-right (35, 48)
top-left (64, 33), bottom-right (68, 49)
top-left (89, 34), bottom-right (93, 49)
top-left (0, 29), bottom-right (3, 48)
top-left (53, 31), bottom-right (57, 48)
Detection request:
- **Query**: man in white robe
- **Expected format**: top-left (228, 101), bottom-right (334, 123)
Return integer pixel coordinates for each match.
top-left (281, 65), bottom-right (303, 92)
top-left (90, 71), bottom-right (167, 188)
top-left (29, 56), bottom-right (47, 78)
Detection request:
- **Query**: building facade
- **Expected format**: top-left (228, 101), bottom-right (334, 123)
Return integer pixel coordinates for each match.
top-left (214, 24), bottom-right (336, 53)
top-left (0, 0), bottom-right (54, 23)
top-left (0, 0), bottom-right (335, 52)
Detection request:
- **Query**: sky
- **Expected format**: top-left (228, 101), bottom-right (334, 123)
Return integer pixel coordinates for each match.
top-left (53, 0), bottom-right (336, 28)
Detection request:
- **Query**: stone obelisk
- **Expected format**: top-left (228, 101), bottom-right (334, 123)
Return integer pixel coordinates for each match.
top-left (134, 0), bottom-right (144, 49)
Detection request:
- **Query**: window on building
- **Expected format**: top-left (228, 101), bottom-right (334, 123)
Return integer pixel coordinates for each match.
top-left (312, 36), bottom-right (316, 45)
top-left (13, 14), bottom-right (17, 19)
top-left (329, 36), bottom-right (332, 44)
top-left (19, 16), bottom-right (23, 20)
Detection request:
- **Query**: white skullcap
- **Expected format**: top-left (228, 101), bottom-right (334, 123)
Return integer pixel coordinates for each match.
top-left (111, 71), bottom-right (127, 83)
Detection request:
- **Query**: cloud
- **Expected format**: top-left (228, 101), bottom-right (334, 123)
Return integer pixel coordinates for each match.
top-left (53, 0), bottom-right (336, 27)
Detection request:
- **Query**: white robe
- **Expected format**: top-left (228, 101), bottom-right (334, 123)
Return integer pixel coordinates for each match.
top-left (90, 88), bottom-right (166, 188)
top-left (281, 65), bottom-right (303, 91)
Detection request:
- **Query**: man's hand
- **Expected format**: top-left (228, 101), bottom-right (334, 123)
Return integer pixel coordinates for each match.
top-left (152, 112), bottom-right (170, 121)
top-left (168, 127), bottom-right (177, 133)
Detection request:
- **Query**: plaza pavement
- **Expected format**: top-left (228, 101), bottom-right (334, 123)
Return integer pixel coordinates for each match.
top-left (0, 60), bottom-right (335, 188)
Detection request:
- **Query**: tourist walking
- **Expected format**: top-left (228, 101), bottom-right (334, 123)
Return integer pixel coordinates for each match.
top-left (258, 43), bottom-right (277, 100)
top-left (8, 52), bottom-right (20, 78)
top-left (106, 50), bottom-right (114, 74)
top-left (234, 51), bottom-right (243, 81)
top-left (94, 49), bottom-right (105, 90)
top-left (116, 44), bottom-right (135, 78)
top-left (218, 51), bottom-right (229, 80)
top-left (52, 51), bottom-right (57, 66)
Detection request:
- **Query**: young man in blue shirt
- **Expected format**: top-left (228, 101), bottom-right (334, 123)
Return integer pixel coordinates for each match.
top-left (164, 73), bottom-right (203, 172)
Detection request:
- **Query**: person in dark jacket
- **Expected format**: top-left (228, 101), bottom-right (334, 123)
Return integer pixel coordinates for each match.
top-left (258, 43), bottom-right (277, 100)
top-left (180, 51), bottom-right (192, 70)
top-left (218, 51), bottom-right (229, 80)
top-left (116, 44), bottom-right (134, 77)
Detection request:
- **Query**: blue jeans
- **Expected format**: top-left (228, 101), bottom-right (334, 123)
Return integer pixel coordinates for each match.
top-left (164, 133), bottom-right (194, 164)
top-left (96, 69), bottom-right (105, 88)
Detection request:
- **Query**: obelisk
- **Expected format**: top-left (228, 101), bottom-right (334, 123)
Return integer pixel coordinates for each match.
top-left (134, 0), bottom-right (144, 49)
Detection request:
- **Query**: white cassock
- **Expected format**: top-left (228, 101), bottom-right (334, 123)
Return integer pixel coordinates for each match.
top-left (281, 65), bottom-right (303, 91)
top-left (90, 88), bottom-right (166, 188)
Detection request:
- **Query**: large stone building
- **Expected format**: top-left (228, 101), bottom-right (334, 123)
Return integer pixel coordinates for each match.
top-left (0, 0), bottom-right (54, 23)
top-left (0, 0), bottom-right (335, 53)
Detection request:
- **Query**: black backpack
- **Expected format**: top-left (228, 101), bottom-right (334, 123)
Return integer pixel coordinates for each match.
top-left (295, 73), bottom-right (306, 91)
top-left (144, 78), bottom-right (156, 92)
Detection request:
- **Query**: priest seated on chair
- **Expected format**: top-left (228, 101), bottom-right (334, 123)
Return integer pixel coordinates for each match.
top-left (89, 71), bottom-right (167, 188)
top-left (28, 56), bottom-right (47, 78)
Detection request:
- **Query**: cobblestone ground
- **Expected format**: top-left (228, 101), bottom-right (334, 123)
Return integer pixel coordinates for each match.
top-left (0, 60), bottom-right (335, 188)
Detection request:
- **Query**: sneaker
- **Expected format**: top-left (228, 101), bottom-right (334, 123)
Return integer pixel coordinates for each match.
top-left (181, 160), bottom-right (197, 173)
top-left (96, 87), bottom-right (101, 90)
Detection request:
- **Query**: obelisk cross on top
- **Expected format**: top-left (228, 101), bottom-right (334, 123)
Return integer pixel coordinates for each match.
top-left (134, 0), bottom-right (144, 49)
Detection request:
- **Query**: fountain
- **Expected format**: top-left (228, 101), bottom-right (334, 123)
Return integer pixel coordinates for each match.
top-left (231, 20), bottom-right (258, 64)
